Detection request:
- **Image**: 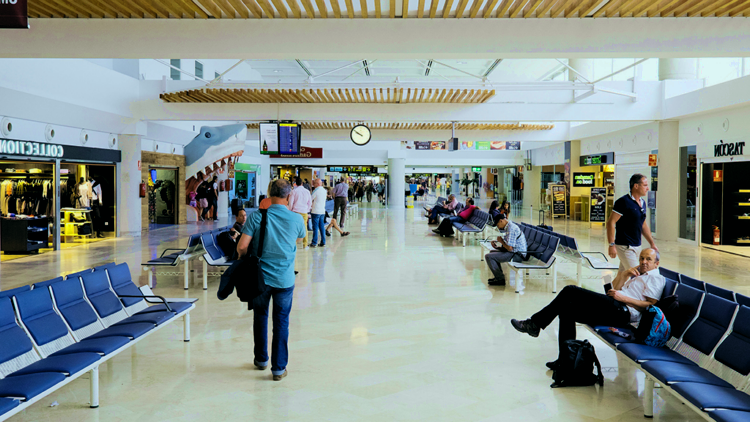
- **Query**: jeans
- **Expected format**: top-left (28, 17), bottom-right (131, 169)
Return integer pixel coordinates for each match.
top-left (254, 285), bottom-right (295, 376)
top-left (485, 251), bottom-right (521, 280)
top-left (311, 213), bottom-right (326, 245)
top-left (530, 285), bottom-right (631, 354)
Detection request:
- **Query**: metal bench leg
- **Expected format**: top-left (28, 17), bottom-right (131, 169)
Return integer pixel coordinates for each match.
top-left (577, 261), bottom-right (582, 287)
top-left (463, 233), bottom-right (466, 247)
top-left (203, 260), bottom-right (208, 290)
top-left (143, 266), bottom-right (153, 288)
top-left (480, 246), bottom-right (484, 261)
top-left (644, 377), bottom-right (654, 418)
top-left (515, 269), bottom-right (523, 293)
top-left (184, 260), bottom-right (190, 290)
top-left (184, 312), bottom-right (191, 342)
top-left (552, 261), bottom-right (557, 293)
top-left (90, 366), bottom-right (99, 408)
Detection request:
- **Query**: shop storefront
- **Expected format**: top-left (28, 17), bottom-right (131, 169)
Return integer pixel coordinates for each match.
top-left (234, 163), bottom-right (259, 210)
top-left (695, 139), bottom-right (749, 253)
top-left (577, 152), bottom-right (617, 221)
top-left (0, 139), bottom-right (120, 259)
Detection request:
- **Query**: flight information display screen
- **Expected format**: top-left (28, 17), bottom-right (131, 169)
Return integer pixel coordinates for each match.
top-left (278, 123), bottom-right (300, 155)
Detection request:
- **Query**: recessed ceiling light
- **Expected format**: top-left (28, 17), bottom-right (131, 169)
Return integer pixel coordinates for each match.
top-left (457, 61), bottom-right (468, 65)
top-left (273, 69), bottom-right (282, 73)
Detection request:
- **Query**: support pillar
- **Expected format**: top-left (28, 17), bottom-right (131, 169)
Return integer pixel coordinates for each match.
top-left (568, 59), bottom-right (594, 82)
top-left (388, 157), bottom-right (405, 208)
top-left (658, 58), bottom-right (698, 80)
top-left (656, 121), bottom-right (680, 242)
top-left (117, 134), bottom-right (142, 237)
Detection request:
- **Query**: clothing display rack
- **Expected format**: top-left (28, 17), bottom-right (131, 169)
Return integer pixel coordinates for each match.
top-left (60, 208), bottom-right (92, 242)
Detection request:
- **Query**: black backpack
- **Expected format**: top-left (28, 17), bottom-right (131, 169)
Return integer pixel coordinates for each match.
top-left (551, 340), bottom-right (604, 388)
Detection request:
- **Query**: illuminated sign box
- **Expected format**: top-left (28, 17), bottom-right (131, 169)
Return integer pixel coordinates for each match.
top-left (573, 172), bottom-right (596, 187)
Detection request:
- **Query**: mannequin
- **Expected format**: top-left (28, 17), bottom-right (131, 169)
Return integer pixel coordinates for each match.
top-left (77, 177), bottom-right (91, 208)
top-left (89, 177), bottom-right (103, 238)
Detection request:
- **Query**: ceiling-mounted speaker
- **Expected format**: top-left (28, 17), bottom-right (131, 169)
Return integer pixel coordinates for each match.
top-left (80, 130), bottom-right (89, 145)
top-left (109, 135), bottom-right (117, 149)
top-left (45, 125), bottom-right (55, 141)
top-left (447, 137), bottom-right (459, 151)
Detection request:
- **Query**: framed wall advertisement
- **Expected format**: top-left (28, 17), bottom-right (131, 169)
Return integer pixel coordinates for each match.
top-left (550, 184), bottom-right (567, 217)
top-left (590, 187), bottom-right (607, 223)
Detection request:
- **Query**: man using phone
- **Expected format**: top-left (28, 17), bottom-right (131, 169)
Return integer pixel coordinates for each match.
top-left (509, 248), bottom-right (665, 370)
top-left (485, 214), bottom-right (527, 286)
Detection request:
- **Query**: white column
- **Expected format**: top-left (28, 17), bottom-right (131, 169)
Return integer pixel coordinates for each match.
top-left (568, 59), bottom-right (594, 82)
top-left (656, 121), bottom-right (680, 242)
top-left (658, 58), bottom-right (698, 80)
top-left (117, 134), bottom-right (142, 237)
top-left (388, 157), bottom-right (405, 208)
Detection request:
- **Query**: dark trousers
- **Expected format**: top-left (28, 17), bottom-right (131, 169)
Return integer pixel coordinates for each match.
top-left (202, 197), bottom-right (217, 219)
top-left (333, 197), bottom-right (347, 227)
top-left (530, 285), bottom-right (631, 353)
top-left (253, 286), bottom-right (294, 376)
top-left (485, 250), bottom-right (521, 280)
top-left (429, 205), bottom-right (450, 221)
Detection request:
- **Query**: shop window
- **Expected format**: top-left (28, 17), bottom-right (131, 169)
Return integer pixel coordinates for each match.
top-left (679, 146), bottom-right (697, 241)
top-left (170, 59), bottom-right (181, 80)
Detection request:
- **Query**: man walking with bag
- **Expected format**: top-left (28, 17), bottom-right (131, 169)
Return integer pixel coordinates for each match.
top-left (287, 177), bottom-right (312, 248)
top-left (236, 179), bottom-right (306, 381)
top-left (332, 178), bottom-right (349, 228)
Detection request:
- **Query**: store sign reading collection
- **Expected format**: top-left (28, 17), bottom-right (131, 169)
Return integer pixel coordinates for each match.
top-left (0, 140), bottom-right (64, 158)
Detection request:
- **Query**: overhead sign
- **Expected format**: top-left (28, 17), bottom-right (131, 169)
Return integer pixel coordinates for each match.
top-left (648, 154), bottom-right (658, 166)
top-left (269, 146), bottom-right (323, 159)
top-left (0, 0), bottom-right (27, 29)
top-left (573, 172), bottom-right (595, 187)
top-left (697, 139), bottom-right (749, 160)
top-left (0, 138), bottom-right (121, 162)
top-left (551, 184), bottom-right (567, 217)
top-left (414, 141), bottom-right (431, 150)
top-left (477, 142), bottom-right (490, 151)
top-left (326, 165), bottom-right (377, 173)
top-left (580, 152), bottom-right (614, 167)
top-left (471, 167), bottom-right (481, 172)
top-left (590, 187), bottom-right (607, 223)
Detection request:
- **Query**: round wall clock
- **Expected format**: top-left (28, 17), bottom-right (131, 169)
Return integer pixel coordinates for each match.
top-left (350, 124), bottom-right (371, 146)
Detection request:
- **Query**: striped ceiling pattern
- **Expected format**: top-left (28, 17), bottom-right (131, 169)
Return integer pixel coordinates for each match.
top-left (160, 87), bottom-right (496, 103)
top-left (246, 122), bottom-right (555, 130)
top-left (28, 0), bottom-right (750, 18)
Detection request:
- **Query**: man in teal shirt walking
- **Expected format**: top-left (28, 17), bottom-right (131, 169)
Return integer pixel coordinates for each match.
top-left (237, 179), bottom-right (306, 381)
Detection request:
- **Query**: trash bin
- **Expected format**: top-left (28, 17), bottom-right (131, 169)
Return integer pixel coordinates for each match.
top-left (406, 196), bottom-right (414, 208)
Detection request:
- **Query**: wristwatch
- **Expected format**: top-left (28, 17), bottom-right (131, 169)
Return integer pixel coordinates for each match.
top-left (609, 243), bottom-right (615, 247)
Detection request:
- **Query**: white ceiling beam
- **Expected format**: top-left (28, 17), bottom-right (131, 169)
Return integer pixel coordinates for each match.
top-left (3, 19), bottom-right (750, 59)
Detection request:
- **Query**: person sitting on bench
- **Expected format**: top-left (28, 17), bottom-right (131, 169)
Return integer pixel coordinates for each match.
top-left (432, 198), bottom-right (478, 237)
top-left (510, 248), bottom-right (665, 370)
top-left (426, 194), bottom-right (458, 224)
top-left (485, 214), bottom-right (526, 286)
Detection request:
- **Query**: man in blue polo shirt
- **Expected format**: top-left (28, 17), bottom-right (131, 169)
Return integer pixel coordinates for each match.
top-left (606, 173), bottom-right (658, 273)
top-left (237, 179), bottom-right (306, 382)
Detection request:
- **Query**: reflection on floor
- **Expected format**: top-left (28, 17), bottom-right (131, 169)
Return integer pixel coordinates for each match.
top-left (2, 199), bottom-right (744, 421)
top-left (704, 243), bottom-right (750, 259)
top-left (0, 235), bottom-right (113, 262)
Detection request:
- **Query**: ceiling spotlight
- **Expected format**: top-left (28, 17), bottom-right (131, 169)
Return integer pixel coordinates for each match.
top-left (457, 61), bottom-right (468, 65)
top-left (273, 69), bottom-right (282, 73)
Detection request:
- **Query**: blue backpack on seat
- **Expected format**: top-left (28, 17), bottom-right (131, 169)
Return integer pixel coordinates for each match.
top-left (636, 305), bottom-right (671, 347)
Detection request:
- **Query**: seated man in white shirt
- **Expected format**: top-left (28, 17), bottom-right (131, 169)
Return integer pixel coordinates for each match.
top-left (510, 248), bottom-right (665, 370)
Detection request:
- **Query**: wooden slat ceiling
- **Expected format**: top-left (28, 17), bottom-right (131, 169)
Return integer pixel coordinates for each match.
top-left (28, 0), bottom-right (750, 18)
top-left (160, 87), bottom-right (496, 103)
top-left (245, 122), bottom-right (555, 130)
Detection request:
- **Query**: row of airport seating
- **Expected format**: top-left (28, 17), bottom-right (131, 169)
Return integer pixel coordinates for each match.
top-left (587, 267), bottom-right (750, 421)
top-left (0, 263), bottom-right (195, 421)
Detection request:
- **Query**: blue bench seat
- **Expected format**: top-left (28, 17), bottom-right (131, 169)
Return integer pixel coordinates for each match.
top-left (711, 409), bottom-right (750, 422)
top-left (0, 398), bottom-right (19, 415)
top-left (10, 352), bottom-right (101, 377)
top-left (671, 383), bottom-right (750, 412)
top-left (641, 360), bottom-right (734, 388)
top-left (0, 373), bottom-right (66, 401)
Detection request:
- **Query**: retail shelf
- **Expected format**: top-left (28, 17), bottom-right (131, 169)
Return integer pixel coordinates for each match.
top-left (739, 203), bottom-right (750, 206)
top-left (737, 240), bottom-right (750, 244)
top-left (739, 190), bottom-right (750, 193)
top-left (738, 216), bottom-right (750, 220)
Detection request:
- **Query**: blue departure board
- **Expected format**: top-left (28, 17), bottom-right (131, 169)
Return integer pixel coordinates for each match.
top-left (278, 123), bottom-right (300, 155)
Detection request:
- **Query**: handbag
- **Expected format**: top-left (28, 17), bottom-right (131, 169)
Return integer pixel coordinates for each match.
top-left (217, 209), bottom-right (269, 309)
top-left (199, 198), bottom-right (209, 208)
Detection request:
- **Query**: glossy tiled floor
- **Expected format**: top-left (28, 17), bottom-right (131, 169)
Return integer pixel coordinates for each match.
top-left (3, 198), bottom-right (748, 421)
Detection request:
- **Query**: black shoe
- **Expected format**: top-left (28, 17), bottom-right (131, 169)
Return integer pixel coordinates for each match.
top-left (546, 360), bottom-right (560, 370)
top-left (308, 243), bottom-right (317, 248)
top-left (318, 243), bottom-right (325, 247)
top-left (510, 319), bottom-right (540, 338)
top-left (325, 231), bottom-right (331, 237)
top-left (488, 278), bottom-right (506, 286)
top-left (432, 229), bottom-right (441, 234)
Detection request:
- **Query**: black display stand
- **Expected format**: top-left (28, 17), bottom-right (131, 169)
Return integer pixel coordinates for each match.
top-left (735, 189), bottom-right (750, 246)
top-left (0, 217), bottom-right (49, 253)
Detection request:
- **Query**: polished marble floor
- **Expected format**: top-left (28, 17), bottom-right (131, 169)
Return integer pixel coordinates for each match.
top-left (3, 198), bottom-right (748, 421)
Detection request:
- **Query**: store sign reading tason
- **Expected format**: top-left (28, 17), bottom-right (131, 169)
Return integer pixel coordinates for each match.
top-left (714, 140), bottom-right (745, 158)
top-left (0, 140), bottom-right (64, 158)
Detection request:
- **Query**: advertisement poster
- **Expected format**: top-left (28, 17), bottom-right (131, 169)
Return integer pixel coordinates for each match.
top-left (401, 141), bottom-right (414, 150)
top-left (490, 141), bottom-right (506, 150)
top-left (461, 141), bottom-right (477, 150)
top-left (590, 187), bottom-right (607, 223)
top-left (573, 173), bottom-right (595, 187)
top-left (414, 141), bottom-right (431, 150)
top-left (551, 184), bottom-right (567, 217)
top-left (506, 141), bottom-right (521, 150)
top-left (429, 141), bottom-right (446, 150)
top-left (259, 123), bottom-right (279, 155)
top-left (477, 142), bottom-right (491, 150)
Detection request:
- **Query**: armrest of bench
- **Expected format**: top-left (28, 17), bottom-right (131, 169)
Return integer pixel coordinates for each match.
top-left (117, 294), bottom-right (173, 313)
top-left (138, 286), bottom-right (199, 303)
top-left (159, 248), bottom-right (185, 258)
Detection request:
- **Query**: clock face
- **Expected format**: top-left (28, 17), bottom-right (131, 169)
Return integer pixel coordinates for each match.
top-left (350, 125), bottom-right (371, 146)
